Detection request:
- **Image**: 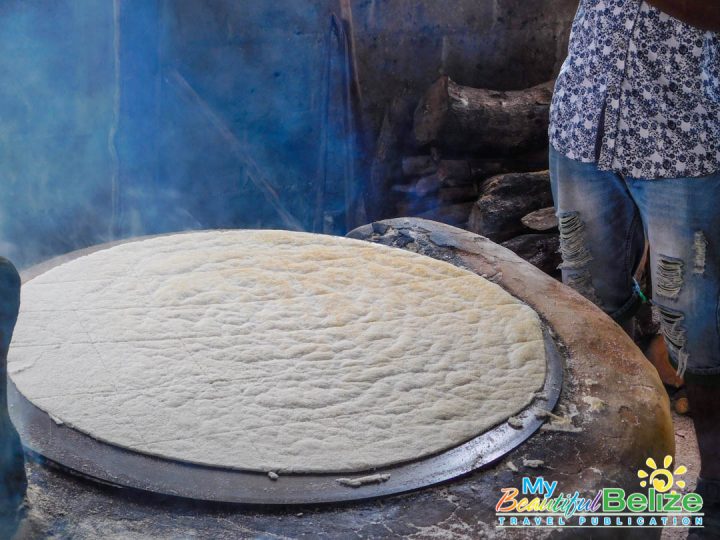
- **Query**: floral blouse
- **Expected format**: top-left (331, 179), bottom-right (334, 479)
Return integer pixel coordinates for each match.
top-left (549, 0), bottom-right (720, 179)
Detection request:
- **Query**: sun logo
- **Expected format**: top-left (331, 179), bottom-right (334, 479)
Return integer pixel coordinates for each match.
top-left (638, 456), bottom-right (687, 493)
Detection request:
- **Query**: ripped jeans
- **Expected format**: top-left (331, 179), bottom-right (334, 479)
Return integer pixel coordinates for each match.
top-left (549, 146), bottom-right (720, 382)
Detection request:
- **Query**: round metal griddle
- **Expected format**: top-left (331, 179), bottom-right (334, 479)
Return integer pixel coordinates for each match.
top-left (8, 234), bottom-right (563, 505)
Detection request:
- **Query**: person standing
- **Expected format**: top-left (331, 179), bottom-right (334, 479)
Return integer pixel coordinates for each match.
top-left (0, 258), bottom-right (25, 538)
top-left (549, 1), bottom-right (720, 537)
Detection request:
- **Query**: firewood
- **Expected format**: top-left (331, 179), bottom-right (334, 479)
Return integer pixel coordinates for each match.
top-left (401, 156), bottom-right (437, 178)
top-left (437, 157), bottom-right (548, 188)
top-left (470, 149), bottom-right (550, 179)
top-left (437, 160), bottom-right (473, 186)
top-left (390, 184), bottom-right (416, 195)
top-left (416, 202), bottom-right (474, 227)
top-left (395, 196), bottom-right (439, 217)
top-left (521, 207), bottom-right (558, 232)
top-left (468, 171), bottom-right (553, 242)
top-left (414, 76), bottom-right (555, 155)
top-left (415, 174), bottom-right (442, 197)
top-left (438, 184), bottom-right (480, 204)
top-left (391, 174), bottom-right (442, 197)
top-left (501, 234), bottom-right (561, 278)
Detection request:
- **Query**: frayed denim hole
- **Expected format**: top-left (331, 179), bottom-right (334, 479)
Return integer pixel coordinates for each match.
top-left (693, 231), bottom-right (708, 276)
top-left (557, 211), bottom-right (601, 306)
top-left (656, 303), bottom-right (689, 377)
top-left (656, 254), bottom-right (684, 300)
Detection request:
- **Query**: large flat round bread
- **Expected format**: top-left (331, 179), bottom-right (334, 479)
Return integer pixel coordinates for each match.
top-left (8, 230), bottom-right (546, 473)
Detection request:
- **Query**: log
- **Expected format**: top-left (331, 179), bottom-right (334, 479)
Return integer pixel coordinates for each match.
top-left (521, 207), bottom-right (558, 232)
top-left (470, 149), bottom-right (550, 179)
top-left (391, 174), bottom-right (442, 198)
top-left (501, 234), bottom-right (561, 278)
top-left (401, 158), bottom-right (475, 186)
top-left (430, 151), bottom-right (551, 186)
top-left (434, 153), bottom-right (551, 186)
top-left (438, 157), bottom-right (546, 187)
top-left (467, 171), bottom-right (553, 242)
top-left (401, 156), bottom-right (437, 178)
top-left (395, 198), bottom-right (437, 217)
top-left (438, 184), bottom-right (480, 204)
top-left (390, 184), bottom-right (415, 195)
top-left (416, 202), bottom-right (474, 228)
top-left (393, 169), bottom-right (478, 208)
top-left (0, 258), bottom-right (26, 537)
top-left (437, 160), bottom-right (473, 186)
top-left (414, 174), bottom-right (442, 197)
top-left (414, 76), bottom-right (555, 155)
top-left (400, 152), bottom-right (550, 190)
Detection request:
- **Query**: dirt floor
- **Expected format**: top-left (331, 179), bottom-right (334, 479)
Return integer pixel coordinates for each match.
top-left (661, 409), bottom-right (701, 540)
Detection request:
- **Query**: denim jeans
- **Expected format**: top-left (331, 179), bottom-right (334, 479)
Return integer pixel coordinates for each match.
top-left (549, 146), bottom-right (720, 381)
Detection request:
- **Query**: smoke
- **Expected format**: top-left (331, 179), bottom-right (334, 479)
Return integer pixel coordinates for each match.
top-left (0, 0), bottom-right (366, 269)
top-left (0, 0), bottom-right (574, 270)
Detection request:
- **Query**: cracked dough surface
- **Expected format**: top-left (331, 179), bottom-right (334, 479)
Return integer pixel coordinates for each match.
top-left (8, 230), bottom-right (546, 473)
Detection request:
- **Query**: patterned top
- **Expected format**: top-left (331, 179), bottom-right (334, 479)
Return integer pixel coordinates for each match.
top-left (549, 0), bottom-right (720, 179)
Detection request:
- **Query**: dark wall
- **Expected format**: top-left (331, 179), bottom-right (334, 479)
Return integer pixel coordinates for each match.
top-left (353, 0), bottom-right (579, 132)
top-left (154, 0), bottom-right (330, 236)
top-left (0, 0), bottom-right (578, 268)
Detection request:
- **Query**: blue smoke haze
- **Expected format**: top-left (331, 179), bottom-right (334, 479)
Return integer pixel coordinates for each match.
top-left (0, 0), bottom-right (573, 269)
top-left (0, 0), bottom-right (359, 268)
